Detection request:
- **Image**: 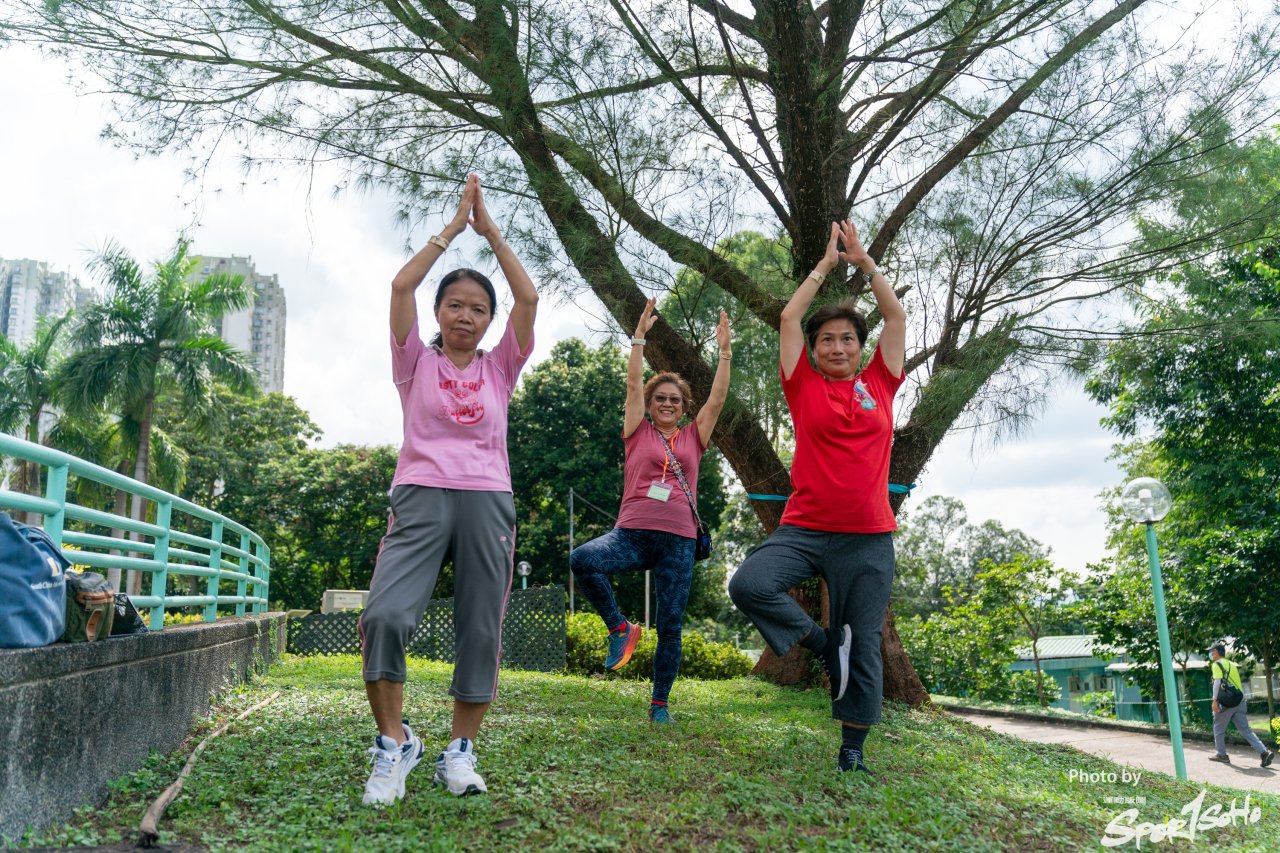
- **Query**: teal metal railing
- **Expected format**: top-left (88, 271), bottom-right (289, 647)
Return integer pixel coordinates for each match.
top-left (0, 433), bottom-right (269, 630)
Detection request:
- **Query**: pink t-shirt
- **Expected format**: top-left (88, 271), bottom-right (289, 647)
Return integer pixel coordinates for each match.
top-left (389, 317), bottom-right (532, 492)
top-left (614, 419), bottom-right (707, 538)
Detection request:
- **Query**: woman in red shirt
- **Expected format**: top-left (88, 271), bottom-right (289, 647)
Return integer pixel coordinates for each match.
top-left (571, 298), bottom-right (732, 723)
top-left (729, 220), bottom-right (906, 774)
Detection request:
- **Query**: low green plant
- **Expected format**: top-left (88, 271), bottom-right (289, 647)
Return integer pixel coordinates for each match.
top-left (1081, 690), bottom-right (1116, 718)
top-left (1008, 670), bottom-right (1062, 706)
top-left (565, 612), bottom-right (753, 680)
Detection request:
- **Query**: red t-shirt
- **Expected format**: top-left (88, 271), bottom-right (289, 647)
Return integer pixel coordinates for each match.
top-left (614, 420), bottom-right (707, 538)
top-left (780, 348), bottom-right (904, 533)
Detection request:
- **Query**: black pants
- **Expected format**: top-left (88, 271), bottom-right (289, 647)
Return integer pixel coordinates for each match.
top-left (729, 525), bottom-right (894, 725)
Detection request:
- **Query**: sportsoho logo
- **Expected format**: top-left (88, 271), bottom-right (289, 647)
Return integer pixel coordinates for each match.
top-left (1100, 788), bottom-right (1263, 847)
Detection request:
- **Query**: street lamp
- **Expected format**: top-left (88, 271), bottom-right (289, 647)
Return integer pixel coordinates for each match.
top-left (516, 560), bottom-right (532, 590)
top-left (1121, 477), bottom-right (1185, 781)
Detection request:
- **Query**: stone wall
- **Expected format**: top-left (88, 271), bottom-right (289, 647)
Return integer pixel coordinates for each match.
top-left (0, 614), bottom-right (286, 842)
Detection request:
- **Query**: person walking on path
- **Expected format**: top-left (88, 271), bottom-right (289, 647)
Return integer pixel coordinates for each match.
top-left (1207, 642), bottom-right (1274, 767)
top-left (570, 297), bottom-right (732, 723)
top-left (359, 174), bottom-right (538, 804)
top-left (729, 220), bottom-right (906, 775)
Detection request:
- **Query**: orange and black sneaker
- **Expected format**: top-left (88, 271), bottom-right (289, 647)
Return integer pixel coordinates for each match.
top-left (605, 621), bottom-right (643, 671)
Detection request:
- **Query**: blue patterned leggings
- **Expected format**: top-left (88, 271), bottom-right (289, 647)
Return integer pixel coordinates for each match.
top-left (570, 527), bottom-right (695, 704)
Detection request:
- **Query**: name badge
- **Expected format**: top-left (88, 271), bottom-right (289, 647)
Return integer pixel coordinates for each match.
top-left (646, 482), bottom-right (673, 502)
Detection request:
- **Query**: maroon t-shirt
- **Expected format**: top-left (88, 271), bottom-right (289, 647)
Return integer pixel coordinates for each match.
top-left (780, 348), bottom-right (904, 533)
top-left (614, 420), bottom-right (707, 538)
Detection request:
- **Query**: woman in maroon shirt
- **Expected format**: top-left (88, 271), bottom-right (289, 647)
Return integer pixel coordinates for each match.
top-left (571, 298), bottom-right (732, 723)
top-left (729, 220), bottom-right (906, 773)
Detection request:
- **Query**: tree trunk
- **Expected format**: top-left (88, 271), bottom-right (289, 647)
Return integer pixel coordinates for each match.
top-left (108, 485), bottom-right (127, 592)
top-left (1033, 644), bottom-right (1046, 707)
top-left (127, 396), bottom-right (155, 597)
top-left (22, 414), bottom-right (42, 524)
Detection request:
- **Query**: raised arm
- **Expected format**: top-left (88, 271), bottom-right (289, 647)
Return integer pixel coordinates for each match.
top-left (390, 178), bottom-right (474, 345)
top-left (844, 221), bottom-right (906, 378)
top-left (695, 310), bottom-right (732, 446)
top-left (469, 176), bottom-right (538, 355)
top-left (780, 222), bottom-right (844, 380)
top-left (623, 297), bottom-right (658, 439)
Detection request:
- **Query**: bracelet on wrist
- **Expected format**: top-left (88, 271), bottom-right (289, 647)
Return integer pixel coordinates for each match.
top-left (720, 352), bottom-right (732, 361)
top-left (427, 234), bottom-right (450, 251)
top-left (631, 337), bottom-right (646, 346)
top-left (807, 269), bottom-right (827, 284)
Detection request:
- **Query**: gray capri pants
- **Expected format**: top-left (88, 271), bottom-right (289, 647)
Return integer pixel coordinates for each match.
top-left (359, 485), bottom-right (516, 703)
top-left (729, 525), bottom-right (894, 725)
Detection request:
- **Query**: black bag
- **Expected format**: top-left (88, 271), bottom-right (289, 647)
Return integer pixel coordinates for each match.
top-left (657, 432), bottom-right (713, 562)
top-left (110, 593), bottom-right (149, 636)
top-left (693, 518), bottom-right (712, 562)
top-left (1214, 661), bottom-right (1245, 709)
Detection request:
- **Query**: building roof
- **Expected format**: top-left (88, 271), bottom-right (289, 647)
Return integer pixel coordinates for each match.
top-left (1015, 635), bottom-right (1102, 661)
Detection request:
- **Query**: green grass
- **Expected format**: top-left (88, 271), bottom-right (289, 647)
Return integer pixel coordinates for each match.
top-left (21, 656), bottom-right (1280, 851)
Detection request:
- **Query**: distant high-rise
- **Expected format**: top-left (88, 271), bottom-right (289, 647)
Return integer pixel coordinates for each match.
top-left (191, 255), bottom-right (287, 394)
top-left (0, 258), bottom-right (93, 347)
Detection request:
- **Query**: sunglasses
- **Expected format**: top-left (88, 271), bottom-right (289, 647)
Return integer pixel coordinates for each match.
top-left (652, 394), bottom-right (684, 405)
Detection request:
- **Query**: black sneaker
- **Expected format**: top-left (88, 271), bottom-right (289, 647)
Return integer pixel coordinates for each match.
top-left (1262, 750), bottom-right (1274, 768)
top-left (1209, 753), bottom-right (1231, 764)
top-left (820, 625), bottom-right (851, 702)
top-left (837, 747), bottom-right (869, 774)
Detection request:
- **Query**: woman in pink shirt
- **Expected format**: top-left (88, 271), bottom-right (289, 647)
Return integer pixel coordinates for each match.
top-left (359, 174), bottom-right (538, 804)
top-left (570, 298), bottom-right (732, 723)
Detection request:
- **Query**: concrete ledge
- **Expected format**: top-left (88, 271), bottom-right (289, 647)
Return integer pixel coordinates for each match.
top-left (0, 614), bottom-right (286, 843)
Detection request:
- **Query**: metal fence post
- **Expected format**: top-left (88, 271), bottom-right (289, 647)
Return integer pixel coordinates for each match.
top-left (236, 533), bottom-right (250, 617)
top-left (252, 539), bottom-right (269, 614)
top-left (148, 500), bottom-right (173, 631)
top-left (42, 464), bottom-right (69, 548)
top-left (205, 520), bottom-right (224, 622)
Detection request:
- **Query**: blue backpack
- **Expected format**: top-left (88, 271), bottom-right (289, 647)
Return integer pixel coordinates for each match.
top-left (0, 511), bottom-right (70, 648)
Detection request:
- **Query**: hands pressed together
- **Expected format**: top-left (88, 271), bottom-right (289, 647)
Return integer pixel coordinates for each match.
top-left (442, 173), bottom-right (503, 245)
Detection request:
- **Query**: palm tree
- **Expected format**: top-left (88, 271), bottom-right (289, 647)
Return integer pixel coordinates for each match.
top-left (0, 313), bottom-right (74, 514)
top-left (60, 239), bottom-right (257, 592)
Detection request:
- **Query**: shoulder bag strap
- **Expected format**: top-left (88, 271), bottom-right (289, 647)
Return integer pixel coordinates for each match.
top-left (658, 431), bottom-right (702, 527)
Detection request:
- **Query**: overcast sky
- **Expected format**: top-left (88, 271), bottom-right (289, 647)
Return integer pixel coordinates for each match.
top-left (0, 45), bottom-right (1127, 575)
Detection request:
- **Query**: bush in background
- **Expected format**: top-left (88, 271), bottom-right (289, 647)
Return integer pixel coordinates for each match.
top-left (1082, 690), bottom-right (1116, 718)
top-left (565, 612), bottom-right (753, 680)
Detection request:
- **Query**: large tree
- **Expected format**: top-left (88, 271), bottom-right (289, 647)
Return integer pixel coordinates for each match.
top-left (10, 0), bottom-right (1279, 702)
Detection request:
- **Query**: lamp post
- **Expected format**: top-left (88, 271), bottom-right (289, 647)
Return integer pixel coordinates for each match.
top-left (1120, 477), bottom-right (1185, 781)
top-left (516, 560), bottom-right (532, 591)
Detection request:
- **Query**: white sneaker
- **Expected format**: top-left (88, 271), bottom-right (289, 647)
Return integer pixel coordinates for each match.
top-left (362, 722), bottom-right (424, 806)
top-left (434, 737), bottom-right (488, 796)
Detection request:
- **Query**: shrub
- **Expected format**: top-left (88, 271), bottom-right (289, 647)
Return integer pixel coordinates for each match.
top-left (1008, 670), bottom-right (1062, 706)
top-left (1081, 690), bottom-right (1116, 718)
top-left (565, 612), bottom-right (753, 680)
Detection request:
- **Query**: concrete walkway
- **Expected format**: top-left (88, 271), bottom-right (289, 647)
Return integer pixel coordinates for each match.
top-left (951, 710), bottom-right (1279, 795)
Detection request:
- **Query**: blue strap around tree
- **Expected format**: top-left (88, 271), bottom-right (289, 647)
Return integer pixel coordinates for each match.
top-left (747, 483), bottom-right (916, 501)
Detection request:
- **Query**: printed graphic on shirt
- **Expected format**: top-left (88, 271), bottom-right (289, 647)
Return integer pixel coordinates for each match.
top-left (853, 378), bottom-right (877, 411)
top-left (438, 377), bottom-right (486, 425)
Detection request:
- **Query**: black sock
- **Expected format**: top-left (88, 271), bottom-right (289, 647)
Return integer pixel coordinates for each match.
top-left (800, 625), bottom-right (828, 654)
top-left (841, 726), bottom-right (868, 754)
